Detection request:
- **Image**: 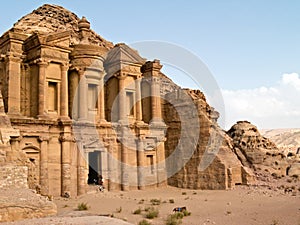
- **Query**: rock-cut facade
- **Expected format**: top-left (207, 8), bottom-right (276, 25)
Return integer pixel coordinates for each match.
top-left (0, 4), bottom-right (253, 197)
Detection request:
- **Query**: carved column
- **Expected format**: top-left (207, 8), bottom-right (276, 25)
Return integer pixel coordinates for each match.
top-left (38, 135), bottom-right (50, 195)
top-left (135, 77), bottom-right (143, 122)
top-left (6, 56), bottom-right (22, 116)
top-left (121, 135), bottom-right (129, 191)
top-left (60, 64), bottom-right (69, 119)
top-left (118, 74), bottom-right (127, 122)
top-left (156, 138), bottom-right (167, 187)
top-left (141, 60), bottom-right (163, 124)
top-left (38, 61), bottom-right (48, 118)
top-left (60, 135), bottom-right (73, 196)
top-left (137, 136), bottom-right (145, 190)
top-left (78, 70), bottom-right (88, 121)
top-left (105, 138), bottom-right (116, 191)
top-left (98, 74), bottom-right (106, 122)
top-left (77, 140), bottom-right (88, 195)
top-left (151, 77), bottom-right (162, 123)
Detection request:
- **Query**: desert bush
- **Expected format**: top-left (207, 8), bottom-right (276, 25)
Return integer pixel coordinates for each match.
top-left (165, 214), bottom-right (182, 225)
top-left (169, 199), bottom-right (175, 204)
top-left (181, 192), bottom-right (187, 195)
top-left (145, 207), bottom-right (159, 219)
top-left (182, 210), bottom-right (191, 216)
top-left (174, 212), bottom-right (184, 219)
top-left (271, 219), bottom-right (279, 225)
top-left (138, 219), bottom-right (152, 225)
top-left (133, 207), bottom-right (142, 215)
top-left (77, 202), bottom-right (89, 211)
top-left (150, 198), bottom-right (161, 205)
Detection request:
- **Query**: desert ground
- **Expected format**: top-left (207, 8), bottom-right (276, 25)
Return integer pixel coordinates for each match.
top-left (2, 184), bottom-right (299, 225)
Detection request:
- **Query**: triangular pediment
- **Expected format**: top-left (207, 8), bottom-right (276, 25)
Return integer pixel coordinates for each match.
top-left (83, 137), bottom-right (105, 150)
top-left (104, 43), bottom-right (146, 66)
top-left (45, 31), bottom-right (71, 48)
top-left (24, 31), bottom-right (71, 50)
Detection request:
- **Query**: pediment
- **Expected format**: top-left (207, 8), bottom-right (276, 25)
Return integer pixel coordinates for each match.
top-left (24, 31), bottom-right (71, 50)
top-left (83, 137), bottom-right (105, 150)
top-left (104, 43), bottom-right (146, 66)
top-left (45, 31), bottom-right (71, 48)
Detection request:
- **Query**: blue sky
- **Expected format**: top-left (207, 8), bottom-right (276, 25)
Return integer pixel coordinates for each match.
top-left (0, 0), bottom-right (299, 129)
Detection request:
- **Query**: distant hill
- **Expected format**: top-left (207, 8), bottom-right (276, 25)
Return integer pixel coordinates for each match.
top-left (261, 128), bottom-right (300, 153)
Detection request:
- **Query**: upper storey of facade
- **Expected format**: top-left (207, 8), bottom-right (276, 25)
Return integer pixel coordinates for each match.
top-left (0, 4), bottom-right (168, 125)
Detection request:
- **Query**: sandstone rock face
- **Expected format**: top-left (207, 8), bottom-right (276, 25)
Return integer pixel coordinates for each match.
top-left (227, 121), bottom-right (300, 178)
top-left (261, 128), bottom-right (300, 154)
top-left (0, 188), bottom-right (57, 223)
top-left (163, 90), bottom-right (253, 190)
top-left (13, 4), bottom-right (113, 48)
top-left (227, 121), bottom-right (278, 166)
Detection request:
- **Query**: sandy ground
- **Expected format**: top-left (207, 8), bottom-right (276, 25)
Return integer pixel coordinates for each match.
top-left (51, 185), bottom-right (299, 225)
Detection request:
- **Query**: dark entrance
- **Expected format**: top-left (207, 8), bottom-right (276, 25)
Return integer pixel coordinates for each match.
top-left (88, 151), bottom-right (101, 184)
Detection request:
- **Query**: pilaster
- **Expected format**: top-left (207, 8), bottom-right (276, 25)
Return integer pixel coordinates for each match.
top-left (38, 135), bottom-right (50, 195)
top-left (137, 136), bottom-right (145, 190)
top-left (37, 60), bottom-right (48, 118)
top-left (60, 63), bottom-right (69, 119)
top-left (6, 55), bottom-right (22, 116)
top-left (60, 135), bottom-right (74, 196)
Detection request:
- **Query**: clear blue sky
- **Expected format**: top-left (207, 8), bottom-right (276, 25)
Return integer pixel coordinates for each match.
top-left (1, 0), bottom-right (299, 128)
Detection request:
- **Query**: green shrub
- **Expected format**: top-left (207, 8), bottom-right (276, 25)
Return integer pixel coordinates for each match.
top-left (77, 202), bottom-right (89, 211)
top-left (183, 210), bottom-right (191, 216)
top-left (150, 198), bottom-right (161, 205)
top-left (138, 219), bottom-right (152, 225)
top-left (174, 212), bottom-right (184, 219)
top-left (133, 207), bottom-right (142, 215)
top-left (145, 207), bottom-right (159, 219)
top-left (165, 214), bottom-right (182, 225)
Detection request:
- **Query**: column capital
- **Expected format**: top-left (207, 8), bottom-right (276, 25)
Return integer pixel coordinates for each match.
top-left (38, 135), bottom-right (50, 142)
top-left (35, 58), bottom-right (49, 66)
top-left (115, 71), bottom-right (127, 80)
top-left (141, 59), bottom-right (163, 73)
top-left (60, 63), bottom-right (69, 71)
top-left (103, 137), bottom-right (116, 143)
top-left (59, 135), bottom-right (75, 143)
top-left (5, 55), bottom-right (22, 63)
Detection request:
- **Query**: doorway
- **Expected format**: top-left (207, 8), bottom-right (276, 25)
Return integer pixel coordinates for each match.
top-left (88, 151), bottom-right (101, 184)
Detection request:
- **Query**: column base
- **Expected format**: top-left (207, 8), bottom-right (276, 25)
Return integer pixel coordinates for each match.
top-left (121, 184), bottom-right (130, 191)
top-left (59, 116), bottom-right (71, 121)
top-left (135, 120), bottom-right (146, 126)
top-left (138, 185), bottom-right (145, 190)
top-left (38, 114), bottom-right (49, 120)
top-left (7, 112), bottom-right (22, 118)
top-left (97, 119), bottom-right (109, 125)
top-left (150, 120), bottom-right (166, 127)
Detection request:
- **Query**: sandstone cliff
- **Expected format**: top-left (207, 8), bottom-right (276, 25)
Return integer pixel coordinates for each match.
top-left (13, 4), bottom-right (113, 49)
top-left (163, 89), bottom-right (254, 189)
top-left (227, 121), bottom-right (300, 179)
top-left (261, 128), bottom-right (300, 154)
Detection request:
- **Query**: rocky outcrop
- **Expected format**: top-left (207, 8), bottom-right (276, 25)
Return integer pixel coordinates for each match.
top-left (261, 128), bottom-right (300, 154)
top-left (163, 89), bottom-right (254, 190)
top-left (13, 4), bottom-right (113, 49)
top-left (0, 188), bottom-right (57, 223)
top-left (227, 121), bottom-right (300, 178)
top-left (0, 92), bottom-right (57, 222)
top-left (227, 121), bottom-right (278, 166)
